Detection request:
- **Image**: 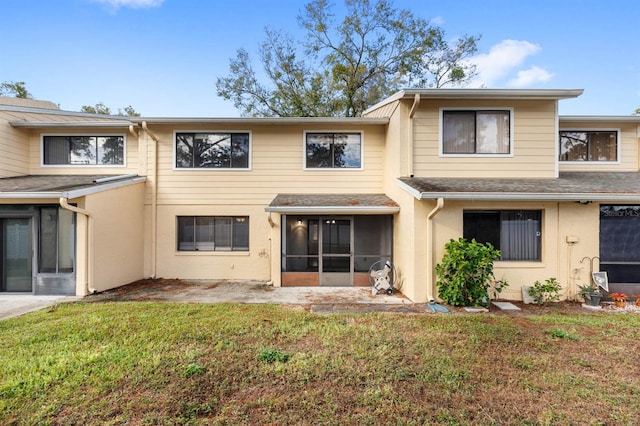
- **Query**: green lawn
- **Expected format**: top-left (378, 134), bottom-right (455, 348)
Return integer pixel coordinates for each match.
top-left (1, 302), bottom-right (639, 425)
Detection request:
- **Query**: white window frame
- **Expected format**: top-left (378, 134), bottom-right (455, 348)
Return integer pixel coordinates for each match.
top-left (303, 130), bottom-right (364, 171)
top-left (558, 128), bottom-right (621, 164)
top-left (41, 133), bottom-right (127, 168)
top-left (173, 130), bottom-right (252, 171)
top-left (176, 215), bottom-right (250, 252)
top-left (439, 107), bottom-right (515, 158)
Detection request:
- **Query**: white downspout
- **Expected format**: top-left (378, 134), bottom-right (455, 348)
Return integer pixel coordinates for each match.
top-left (142, 121), bottom-right (159, 279)
top-left (426, 198), bottom-right (445, 302)
top-left (266, 213), bottom-right (275, 285)
top-left (407, 93), bottom-right (420, 177)
top-left (59, 197), bottom-right (95, 294)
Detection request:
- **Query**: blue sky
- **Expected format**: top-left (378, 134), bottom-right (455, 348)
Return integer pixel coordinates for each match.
top-left (1, 0), bottom-right (639, 117)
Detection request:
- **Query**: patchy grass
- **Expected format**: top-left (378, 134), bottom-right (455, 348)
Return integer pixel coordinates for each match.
top-left (1, 302), bottom-right (639, 425)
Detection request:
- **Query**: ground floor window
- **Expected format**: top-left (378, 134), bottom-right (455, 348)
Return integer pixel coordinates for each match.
top-left (463, 210), bottom-right (541, 261)
top-left (600, 205), bottom-right (640, 283)
top-left (177, 216), bottom-right (249, 251)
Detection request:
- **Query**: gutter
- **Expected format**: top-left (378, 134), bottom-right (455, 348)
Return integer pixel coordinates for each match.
top-left (0, 176), bottom-right (146, 200)
top-left (142, 121), bottom-right (159, 279)
top-left (426, 198), bottom-right (444, 303)
top-left (59, 197), bottom-right (95, 295)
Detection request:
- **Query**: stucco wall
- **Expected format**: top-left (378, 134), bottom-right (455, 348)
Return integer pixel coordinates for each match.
top-left (80, 182), bottom-right (145, 293)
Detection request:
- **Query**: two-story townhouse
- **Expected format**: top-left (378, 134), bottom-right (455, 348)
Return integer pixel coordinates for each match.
top-left (1, 90), bottom-right (639, 303)
top-left (364, 89), bottom-right (640, 302)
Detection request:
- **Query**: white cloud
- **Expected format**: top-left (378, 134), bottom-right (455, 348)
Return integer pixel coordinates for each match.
top-left (92, 0), bottom-right (164, 10)
top-left (430, 16), bottom-right (445, 26)
top-left (467, 39), bottom-right (552, 87)
top-left (508, 66), bottom-right (555, 87)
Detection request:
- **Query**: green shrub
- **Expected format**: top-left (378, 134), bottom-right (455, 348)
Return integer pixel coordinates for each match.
top-left (529, 278), bottom-right (562, 305)
top-left (435, 238), bottom-right (501, 307)
top-left (258, 348), bottom-right (291, 364)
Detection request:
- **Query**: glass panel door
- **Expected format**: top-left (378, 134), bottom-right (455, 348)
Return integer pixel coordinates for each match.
top-left (2, 218), bottom-right (32, 292)
top-left (320, 217), bottom-right (352, 286)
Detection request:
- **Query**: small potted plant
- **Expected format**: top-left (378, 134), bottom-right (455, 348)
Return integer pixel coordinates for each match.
top-left (609, 292), bottom-right (628, 308)
top-left (578, 283), bottom-right (602, 306)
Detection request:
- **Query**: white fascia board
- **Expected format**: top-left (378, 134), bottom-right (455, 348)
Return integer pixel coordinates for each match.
top-left (560, 115), bottom-right (640, 123)
top-left (62, 176), bottom-right (146, 199)
top-left (402, 88), bottom-right (584, 100)
top-left (134, 117), bottom-right (389, 125)
top-left (264, 206), bottom-right (400, 214)
top-left (10, 121), bottom-right (133, 128)
top-left (396, 179), bottom-right (423, 200)
top-left (0, 191), bottom-right (65, 199)
top-left (414, 192), bottom-right (640, 202)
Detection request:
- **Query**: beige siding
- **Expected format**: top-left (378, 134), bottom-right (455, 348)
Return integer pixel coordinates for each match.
top-left (81, 183), bottom-right (145, 293)
top-left (412, 99), bottom-right (558, 178)
top-left (363, 100), bottom-right (400, 118)
top-left (0, 111), bottom-right (30, 177)
top-left (559, 121), bottom-right (639, 172)
top-left (145, 123), bottom-right (386, 206)
top-left (28, 127), bottom-right (139, 175)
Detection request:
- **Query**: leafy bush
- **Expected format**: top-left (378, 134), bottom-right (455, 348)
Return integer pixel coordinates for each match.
top-left (528, 278), bottom-right (562, 305)
top-left (435, 238), bottom-right (501, 307)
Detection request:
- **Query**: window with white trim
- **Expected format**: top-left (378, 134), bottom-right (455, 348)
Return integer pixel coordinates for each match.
top-left (175, 133), bottom-right (249, 169)
top-left (442, 110), bottom-right (511, 154)
top-left (177, 216), bottom-right (249, 251)
top-left (305, 132), bottom-right (362, 168)
top-left (559, 130), bottom-right (617, 162)
top-left (43, 135), bottom-right (124, 165)
top-left (463, 210), bottom-right (541, 261)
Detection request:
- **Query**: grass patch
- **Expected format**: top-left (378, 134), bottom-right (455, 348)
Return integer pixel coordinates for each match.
top-left (0, 302), bottom-right (639, 424)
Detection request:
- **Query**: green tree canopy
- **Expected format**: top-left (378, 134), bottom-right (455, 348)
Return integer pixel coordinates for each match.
top-left (81, 102), bottom-right (140, 117)
top-left (216, 0), bottom-right (479, 117)
top-left (0, 81), bottom-right (33, 99)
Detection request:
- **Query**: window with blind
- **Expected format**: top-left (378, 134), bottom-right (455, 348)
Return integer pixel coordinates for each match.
top-left (442, 110), bottom-right (511, 155)
top-left (43, 135), bottom-right (125, 165)
top-left (177, 216), bottom-right (249, 251)
top-left (559, 130), bottom-right (618, 162)
top-left (463, 210), bottom-right (541, 261)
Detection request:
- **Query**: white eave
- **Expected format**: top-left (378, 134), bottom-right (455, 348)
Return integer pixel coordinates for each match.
top-left (265, 205), bottom-right (400, 214)
top-left (132, 117), bottom-right (389, 125)
top-left (364, 88), bottom-right (584, 115)
top-left (10, 120), bottom-right (134, 129)
top-left (396, 180), bottom-right (640, 202)
top-left (0, 176), bottom-right (146, 200)
top-left (560, 115), bottom-right (640, 123)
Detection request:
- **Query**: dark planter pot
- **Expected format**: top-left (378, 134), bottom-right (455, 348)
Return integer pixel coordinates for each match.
top-left (585, 293), bottom-right (602, 306)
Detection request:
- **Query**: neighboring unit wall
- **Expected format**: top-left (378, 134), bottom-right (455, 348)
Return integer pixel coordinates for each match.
top-left (80, 182), bottom-right (145, 293)
top-left (0, 110), bottom-right (31, 177)
top-left (412, 99), bottom-right (558, 178)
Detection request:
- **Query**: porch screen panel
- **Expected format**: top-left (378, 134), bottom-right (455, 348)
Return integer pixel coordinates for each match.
top-left (39, 207), bottom-right (58, 273)
top-left (57, 208), bottom-right (75, 272)
top-left (354, 216), bottom-right (393, 272)
top-left (599, 206), bottom-right (640, 283)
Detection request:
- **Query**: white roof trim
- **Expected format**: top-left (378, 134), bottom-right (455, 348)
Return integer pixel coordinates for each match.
top-left (560, 115), bottom-right (640, 122)
top-left (134, 117), bottom-right (389, 125)
top-left (264, 206), bottom-right (400, 214)
top-left (0, 176), bottom-right (146, 200)
top-left (10, 120), bottom-right (134, 128)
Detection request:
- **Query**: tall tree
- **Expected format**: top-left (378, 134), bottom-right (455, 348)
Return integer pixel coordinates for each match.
top-left (634, 107), bottom-right (639, 115)
top-left (216, 0), bottom-right (479, 117)
top-left (0, 81), bottom-right (33, 99)
top-left (81, 102), bottom-right (140, 117)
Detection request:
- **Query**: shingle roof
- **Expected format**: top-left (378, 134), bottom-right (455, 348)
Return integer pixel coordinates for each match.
top-left (399, 172), bottom-right (640, 201)
top-left (0, 174), bottom-right (145, 198)
top-left (266, 193), bottom-right (399, 213)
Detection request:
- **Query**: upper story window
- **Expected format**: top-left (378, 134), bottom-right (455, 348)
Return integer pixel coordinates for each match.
top-left (305, 132), bottom-right (362, 169)
top-left (43, 135), bottom-right (124, 166)
top-left (442, 110), bottom-right (511, 155)
top-left (559, 130), bottom-right (617, 162)
top-left (175, 132), bottom-right (250, 169)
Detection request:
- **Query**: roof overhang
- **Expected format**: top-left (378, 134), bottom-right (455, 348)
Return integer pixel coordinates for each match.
top-left (560, 115), bottom-right (640, 123)
top-left (10, 120), bottom-right (134, 129)
top-left (0, 174), bottom-right (146, 200)
top-left (397, 172), bottom-right (640, 203)
top-left (265, 194), bottom-right (400, 214)
top-left (364, 88), bottom-right (584, 115)
top-left (132, 117), bottom-right (389, 125)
